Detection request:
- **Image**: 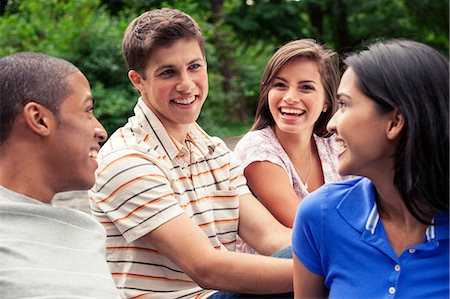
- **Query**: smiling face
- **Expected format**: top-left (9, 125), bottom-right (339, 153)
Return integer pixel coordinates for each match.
top-left (327, 68), bottom-right (397, 178)
top-left (50, 71), bottom-right (107, 191)
top-left (268, 57), bottom-right (327, 135)
top-left (130, 38), bottom-right (208, 140)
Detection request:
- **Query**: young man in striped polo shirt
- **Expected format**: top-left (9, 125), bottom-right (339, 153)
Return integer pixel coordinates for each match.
top-left (0, 52), bottom-right (120, 298)
top-left (90, 8), bottom-right (293, 298)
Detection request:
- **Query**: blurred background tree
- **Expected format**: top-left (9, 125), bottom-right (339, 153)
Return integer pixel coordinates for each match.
top-left (1, 0), bottom-right (448, 137)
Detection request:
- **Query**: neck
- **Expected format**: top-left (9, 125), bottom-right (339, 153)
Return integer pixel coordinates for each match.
top-left (371, 174), bottom-right (419, 226)
top-left (372, 175), bottom-right (430, 257)
top-left (273, 126), bottom-right (315, 189)
top-left (168, 126), bottom-right (190, 146)
top-left (0, 147), bottom-right (54, 204)
top-left (273, 126), bottom-right (313, 157)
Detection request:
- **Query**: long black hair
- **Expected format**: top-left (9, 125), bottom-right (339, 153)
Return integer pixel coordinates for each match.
top-left (344, 39), bottom-right (449, 223)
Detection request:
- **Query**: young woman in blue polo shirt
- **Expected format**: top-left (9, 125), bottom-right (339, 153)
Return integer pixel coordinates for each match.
top-left (292, 39), bottom-right (449, 299)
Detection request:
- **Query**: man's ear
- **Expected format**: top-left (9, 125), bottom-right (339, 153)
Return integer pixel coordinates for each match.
top-left (128, 70), bottom-right (145, 94)
top-left (386, 108), bottom-right (405, 141)
top-left (22, 102), bottom-right (52, 136)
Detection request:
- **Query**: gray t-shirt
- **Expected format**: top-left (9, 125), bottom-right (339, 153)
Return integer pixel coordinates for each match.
top-left (0, 186), bottom-right (120, 298)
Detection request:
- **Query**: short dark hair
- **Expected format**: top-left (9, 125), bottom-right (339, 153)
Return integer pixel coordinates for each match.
top-left (344, 39), bottom-right (449, 223)
top-left (252, 38), bottom-right (339, 137)
top-left (122, 8), bottom-right (205, 77)
top-left (0, 52), bottom-right (79, 145)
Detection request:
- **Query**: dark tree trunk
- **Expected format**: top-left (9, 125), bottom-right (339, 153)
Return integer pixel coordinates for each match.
top-left (1, 0), bottom-right (8, 16)
top-left (332, 0), bottom-right (351, 54)
top-left (306, 1), bottom-right (324, 36)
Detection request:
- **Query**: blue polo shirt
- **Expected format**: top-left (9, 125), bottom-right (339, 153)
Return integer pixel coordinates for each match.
top-left (292, 177), bottom-right (449, 299)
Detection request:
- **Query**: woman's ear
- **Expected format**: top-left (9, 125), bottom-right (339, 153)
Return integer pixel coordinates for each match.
top-left (22, 102), bottom-right (52, 137)
top-left (128, 70), bottom-right (145, 94)
top-left (386, 108), bottom-right (405, 141)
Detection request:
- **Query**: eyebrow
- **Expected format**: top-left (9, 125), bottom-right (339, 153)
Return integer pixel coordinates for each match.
top-left (273, 76), bottom-right (317, 84)
top-left (84, 95), bottom-right (95, 106)
top-left (336, 93), bottom-right (351, 100)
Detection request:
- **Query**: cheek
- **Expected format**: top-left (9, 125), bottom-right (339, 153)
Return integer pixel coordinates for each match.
top-left (201, 75), bottom-right (209, 94)
top-left (268, 91), bottom-right (279, 109)
top-left (196, 72), bottom-right (208, 89)
top-left (341, 117), bottom-right (383, 153)
top-left (336, 115), bottom-right (358, 144)
top-left (308, 92), bottom-right (326, 108)
top-left (268, 101), bottom-right (278, 117)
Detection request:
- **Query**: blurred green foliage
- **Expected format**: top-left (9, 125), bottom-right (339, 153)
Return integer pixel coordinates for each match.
top-left (0, 0), bottom-right (134, 134)
top-left (1, 0), bottom-right (448, 137)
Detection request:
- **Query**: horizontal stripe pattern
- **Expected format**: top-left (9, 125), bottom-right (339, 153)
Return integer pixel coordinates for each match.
top-left (90, 98), bottom-right (249, 298)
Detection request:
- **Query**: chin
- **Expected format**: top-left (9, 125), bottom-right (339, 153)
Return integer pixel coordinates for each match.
top-left (275, 125), bottom-right (296, 135)
top-left (74, 177), bottom-right (96, 191)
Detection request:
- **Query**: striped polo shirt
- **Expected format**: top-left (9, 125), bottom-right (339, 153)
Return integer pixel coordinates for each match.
top-left (90, 98), bottom-right (250, 298)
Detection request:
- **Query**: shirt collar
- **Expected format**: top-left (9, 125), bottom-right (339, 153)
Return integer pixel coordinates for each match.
top-left (365, 206), bottom-right (446, 242)
top-left (134, 97), bottom-right (216, 161)
top-left (432, 211), bottom-right (449, 241)
top-left (337, 177), bottom-right (448, 242)
top-left (337, 177), bottom-right (376, 233)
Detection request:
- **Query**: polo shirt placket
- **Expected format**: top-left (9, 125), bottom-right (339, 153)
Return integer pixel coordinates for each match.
top-left (294, 177), bottom-right (449, 299)
top-left (362, 203), bottom-right (443, 298)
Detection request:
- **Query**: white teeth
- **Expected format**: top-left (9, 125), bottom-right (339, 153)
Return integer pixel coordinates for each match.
top-left (334, 140), bottom-right (347, 152)
top-left (89, 151), bottom-right (98, 158)
top-left (280, 107), bottom-right (304, 115)
top-left (173, 96), bottom-right (196, 105)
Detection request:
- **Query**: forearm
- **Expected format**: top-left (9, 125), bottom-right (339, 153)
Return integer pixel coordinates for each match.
top-left (195, 250), bottom-right (293, 294)
top-left (238, 193), bottom-right (293, 256)
top-left (145, 208), bottom-right (292, 295)
top-left (245, 162), bottom-right (301, 228)
top-left (253, 225), bottom-right (292, 256)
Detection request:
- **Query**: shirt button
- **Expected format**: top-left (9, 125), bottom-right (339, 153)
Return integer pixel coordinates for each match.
top-left (409, 248), bottom-right (416, 254)
top-left (394, 264), bottom-right (400, 272)
top-left (389, 287), bottom-right (396, 294)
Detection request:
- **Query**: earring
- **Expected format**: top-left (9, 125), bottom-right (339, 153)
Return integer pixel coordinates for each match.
top-left (322, 107), bottom-right (328, 113)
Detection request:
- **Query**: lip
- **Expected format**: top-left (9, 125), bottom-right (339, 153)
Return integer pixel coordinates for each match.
top-left (89, 146), bottom-right (100, 159)
top-left (334, 136), bottom-right (348, 157)
top-left (171, 95), bottom-right (198, 107)
top-left (278, 106), bottom-right (306, 121)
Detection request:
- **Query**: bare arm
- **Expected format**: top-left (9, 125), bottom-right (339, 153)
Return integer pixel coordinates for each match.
top-left (142, 213), bottom-right (293, 294)
top-left (238, 192), bottom-right (292, 255)
top-left (244, 161), bottom-right (301, 227)
top-left (293, 254), bottom-right (327, 299)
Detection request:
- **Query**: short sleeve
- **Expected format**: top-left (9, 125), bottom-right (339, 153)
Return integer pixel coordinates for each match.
top-left (228, 151), bottom-right (252, 197)
top-left (292, 188), bottom-right (326, 276)
top-left (234, 129), bottom-right (287, 172)
top-left (90, 149), bottom-right (184, 243)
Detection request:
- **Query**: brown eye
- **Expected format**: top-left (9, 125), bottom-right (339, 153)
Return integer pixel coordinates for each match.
top-left (337, 100), bottom-right (347, 109)
top-left (189, 63), bottom-right (201, 70)
top-left (160, 69), bottom-right (175, 77)
top-left (302, 85), bottom-right (315, 90)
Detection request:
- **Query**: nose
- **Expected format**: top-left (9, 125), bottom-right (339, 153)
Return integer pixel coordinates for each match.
top-left (326, 111), bottom-right (338, 133)
top-left (176, 71), bottom-right (194, 93)
top-left (282, 88), bottom-right (300, 104)
top-left (94, 118), bottom-right (108, 142)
